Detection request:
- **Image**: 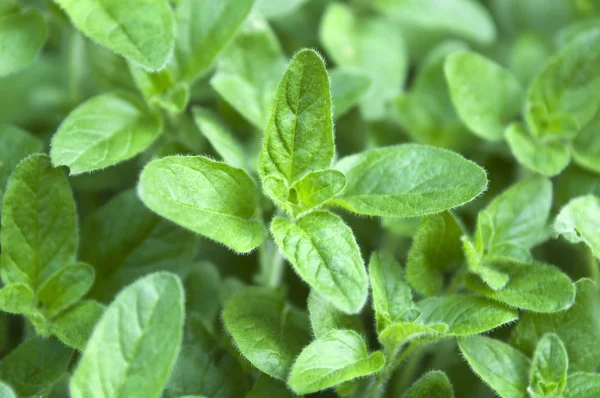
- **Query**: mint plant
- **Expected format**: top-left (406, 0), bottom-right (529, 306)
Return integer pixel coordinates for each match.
top-left (0, 1), bottom-right (599, 397)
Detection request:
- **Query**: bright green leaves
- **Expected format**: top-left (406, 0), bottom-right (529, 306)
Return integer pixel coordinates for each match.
top-left (307, 290), bottom-right (364, 338)
top-left (554, 195), bottom-right (600, 259)
top-left (271, 211), bottom-right (368, 314)
top-left (51, 92), bottom-right (162, 175)
top-left (529, 334), bottom-right (568, 397)
top-left (0, 284), bottom-right (34, 315)
top-left (138, 156), bottom-right (265, 253)
top-left (572, 112), bottom-right (600, 173)
top-left (1, 154), bottom-right (77, 287)
top-left (128, 66), bottom-right (189, 115)
top-left (445, 51), bottom-right (523, 141)
top-left (174, 0), bottom-right (254, 83)
top-left (407, 212), bottom-right (464, 296)
top-left (70, 272), bottom-right (185, 398)
top-left (459, 335), bottom-right (530, 398)
top-left (55, 0), bottom-right (175, 70)
top-left (330, 68), bottom-right (371, 119)
top-left (475, 177), bottom-right (552, 262)
top-left (0, 9), bottom-right (47, 76)
top-left (333, 144), bottom-right (488, 218)
top-left (288, 330), bottom-right (385, 394)
top-left (258, 49), bottom-right (334, 184)
top-left (404, 371), bottom-right (455, 398)
top-left (563, 373), bottom-right (600, 398)
top-left (320, 2), bottom-right (407, 120)
top-left (0, 337), bottom-right (73, 397)
top-left (222, 287), bottom-right (310, 380)
top-left (369, 251), bottom-right (416, 332)
top-left (36, 263), bottom-right (94, 318)
top-left (0, 125), bottom-right (42, 203)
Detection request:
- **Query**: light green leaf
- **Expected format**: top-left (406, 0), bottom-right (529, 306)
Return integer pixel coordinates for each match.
top-left (258, 49), bottom-right (334, 184)
top-left (333, 144), bottom-right (488, 218)
top-left (1, 154), bottom-right (77, 287)
top-left (271, 211), bottom-right (368, 314)
top-left (563, 373), bottom-right (600, 398)
top-left (51, 300), bottom-right (105, 351)
top-left (572, 112), bottom-right (600, 173)
top-left (129, 65), bottom-right (189, 114)
top-left (174, 0), bottom-right (254, 82)
top-left (222, 287), bottom-right (310, 380)
top-left (475, 177), bottom-right (552, 260)
top-left (138, 155), bottom-right (265, 253)
top-left (211, 16), bottom-right (286, 130)
top-left (458, 335), bottom-right (530, 398)
top-left (70, 272), bottom-right (185, 398)
top-left (192, 107), bottom-right (246, 170)
top-left (0, 283), bottom-right (34, 315)
top-left (369, 251), bottom-right (415, 333)
top-left (0, 381), bottom-right (15, 398)
top-left (0, 9), bottom-right (47, 76)
top-left (406, 212), bottom-right (464, 296)
top-left (55, 0), bottom-right (174, 70)
top-left (254, 0), bottom-right (309, 18)
top-left (182, 263), bottom-right (221, 332)
top-left (554, 195), bottom-right (600, 259)
top-left (526, 30), bottom-right (600, 136)
top-left (330, 68), bottom-right (371, 119)
top-left (374, 0), bottom-right (496, 45)
top-left (247, 374), bottom-right (296, 398)
top-left (0, 337), bottom-right (73, 397)
top-left (511, 279), bottom-right (600, 372)
top-left (0, 125), bottom-right (42, 202)
top-left (51, 92), bottom-right (162, 175)
top-left (445, 51), bottom-right (523, 141)
top-left (466, 260), bottom-right (575, 313)
top-left (505, 123), bottom-right (571, 177)
top-left (288, 330), bottom-right (385, 394)
top-left (404, 370), bottom-right (455, 398)
top-left (320, 2), bottom-right (407, 120)
top-left (307, 290), bottom-right (364, 338)
top-left (378, 322), bottom-right (448, 352)
top-left (37, 263), bottom-right (95, 318)
top-left (80, 189), bottom-right (197, 301)
top-left (417, 295), bottom-right (517, 336)
top-left (529, 333), bottom-right (568, 398)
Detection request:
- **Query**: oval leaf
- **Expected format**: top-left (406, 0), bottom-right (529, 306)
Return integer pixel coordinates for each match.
top-left (554, 195), bottom-right (600, 260)
top-left (37, 263), bottom-right (95, 318)
top-left (0, 9), bottom-right (47, 76)
top-left (529, 333), bottom-right (568, 397)
top-left (404, 370), bottom-right (455, 398)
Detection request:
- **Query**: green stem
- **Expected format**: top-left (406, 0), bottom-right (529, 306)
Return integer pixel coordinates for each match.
top-left (364, 344), bottom-right (419, 398)
top-left (586, 246), bottom-right (599, 282)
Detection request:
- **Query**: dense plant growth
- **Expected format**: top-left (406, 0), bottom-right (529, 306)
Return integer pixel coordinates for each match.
top-left (1, 0), bottom-right (600, 397)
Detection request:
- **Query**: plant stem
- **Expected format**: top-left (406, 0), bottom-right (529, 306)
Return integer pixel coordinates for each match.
top-left (364, 344), bottom-right (419, 398)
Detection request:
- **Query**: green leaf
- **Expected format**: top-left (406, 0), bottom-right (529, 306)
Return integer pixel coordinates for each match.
top-left (271, 211), bottom-right (368, 314)
top-left (211, 16), bottom-right (286, 130)
top-left (375, 0), bottom-right (496, 45)
top-left (378, 322), bottom-right (448, 352)
top-left (51, 92), bottom-right (162, 175)
top-left (80, 189), bottom-right (197, 301)
top-left (174, 0), bottom-right (254, 82)
top-left (529, 333), bottom-right (568, 398)
top-left (0, 125), bottom-right (42, 202)
top-left (406, 212), bottom-right (464, 296)
top-left (417, 295), bottom-right (517, 336)
top-left (222, 287), bottom-right (310, 380)
top-left (37, 263), bottom-right (95, 318)
top-left (458, 335), bottom-right (530, 398)
top-left (138, 155), bottom-right (265, 253)
top-left (258, 49), bottom-right (334, 184)
top-left (505, 123), bottom-right (571, 177)
top-left (511, 279), bottom-right (600, 372)
top-left (182, 263), bottom-right (221, 332)
top-left (0, 382), bottom-right (15, 398)
top-left (0, 283), bottom-right (34, 315)
top-left (330, 68), bottom-right (371, 119)
top-left (164, 316), bottom-right (249, 398)
top-left (254, 0), bottom-right (309, 19)
top-left (70, 272), bottom-right (185, 398)
top-left (1, 154), bottom-right (77, 287)
top-left (192, 107), bottom-right (246, 171)
top-left (563, 373), bottom-right (600, 398)
top-left (554, 195), bottom-right (600, 260)
top-left (247, 374), bottom-right (296, 398)
top-left (572, 111), bottom-right (600, 173)
top-left (445, 51), bottom-right (523, 141)
top-left (0, 337), bottom-right (73, 397)
top-left (333, 144), bottom-right (488, 218)
top-left (369, 251), bottom-right (416, 333)
top-left (51, 300), bottom-right (105, 351)
top-left (404, 370), bottom-right (455, 398)
top-left (526, 30), bottom-right (600, 136)
top-left (128, 65), bottom-right (189, 114)
top-left (320, 2), bottom-right (407, 120)
top-left (466, 260), bottom-right (576, 313)
top-left (288, 330), bottom-right (385, 394)
top-left (307, 290), bottom-right (364, 338)
top-left (475, 177), bottom-right (552, 260)
top-left (55, 0), bottom-right (174, 70)
top-left (0, 9), bottom-right (47, 77)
